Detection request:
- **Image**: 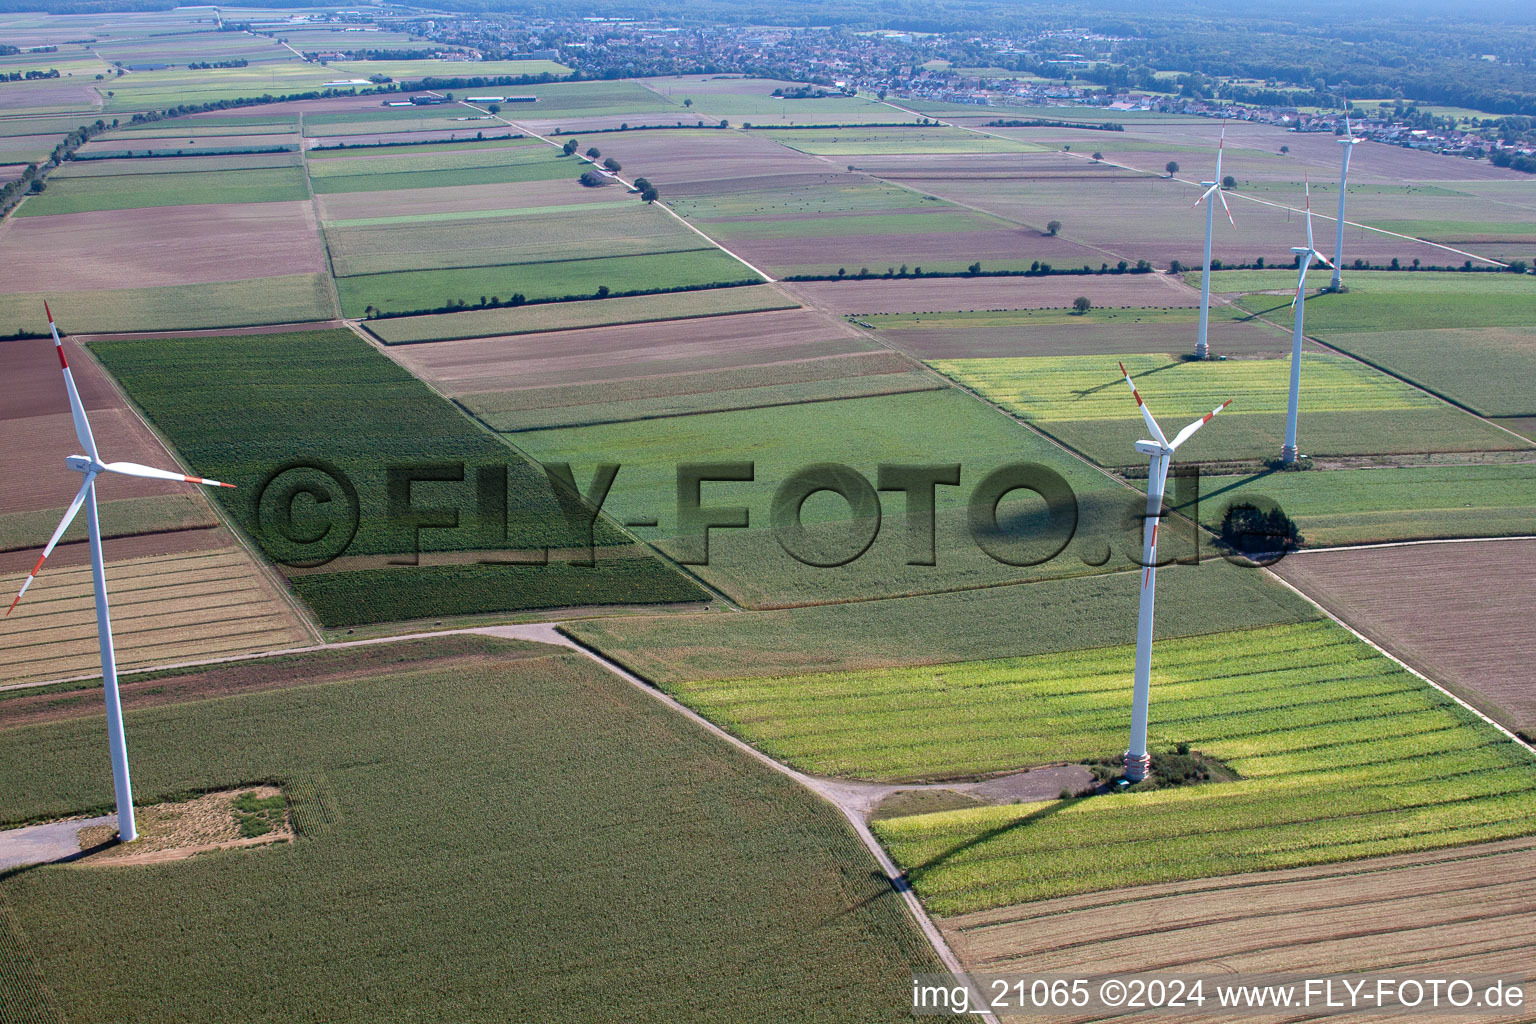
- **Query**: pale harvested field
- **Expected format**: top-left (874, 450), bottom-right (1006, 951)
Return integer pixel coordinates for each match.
top-left (0, 337), bottom-right (195, 513)
top-left (312, 179), bottom-right (617, 222)
top-left (0, 201), bottom-right (326, 292)
top-left (0, 546), bottom-right (311, 687)
top-left (1274, 539), bottom-right (1536, 737)
top-left (973, 119), bottom-right (1531, 185)
top-left (941, 836), bottom-right (1536, 1024)
top-left (785, 273), bottom-right (1197, 314)
top-left (889, 171), bottom-right (1459, 268)
top-left (395, 307), bottom-right (873, 393)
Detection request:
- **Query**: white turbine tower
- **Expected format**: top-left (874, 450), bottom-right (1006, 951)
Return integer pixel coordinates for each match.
top-left (1281, 178), bottom-right (1335, 464)
top-left (1329, 108), bottom-right (1360, 292)
top-left (1192, 123), bottom-right (1235, 359)
top-left (1118, 362), bottom-right (1231, 782)
top-left (7, 304), bottom-right (234, 843)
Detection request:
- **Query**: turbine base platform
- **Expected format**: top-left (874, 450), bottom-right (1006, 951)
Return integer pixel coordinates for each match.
top-left (1280, 444), bottom-right (1300, 464)
top-left (1194, 343), bottom-right (1209, 359)
top-left (1123, 751), bottom-right (1152, 783)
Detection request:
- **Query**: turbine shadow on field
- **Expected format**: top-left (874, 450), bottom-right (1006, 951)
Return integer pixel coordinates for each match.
top-left (1239, 293), bottom-right (1317, 321)
top-left (901, 798), bottom-right (1073, 884)
top-left (1072, 361), bottom-right (1182, 402)
top-left (1168, 468), bottom-right (1278, 515)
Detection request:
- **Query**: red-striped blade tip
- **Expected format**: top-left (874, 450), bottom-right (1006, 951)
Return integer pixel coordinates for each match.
top-left (43, 300), bottom-right (53, 323)
top-left (1118, 361), bottom-right (1128, 378)
top-left (218, 481), bottom-right (236, 488)
top-left (5, 594), bottom-right (19, 617)
top-left (1220, 399), bottom-right (1233, 410)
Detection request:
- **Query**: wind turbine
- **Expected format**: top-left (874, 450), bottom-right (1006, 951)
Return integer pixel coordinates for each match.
top-left (1281, 177), bottom-right (1334, 464)
top-left (1118, 363), bottom-right (1231, 782)
top-left (1191, 123), bottom-right (1235, 359)
top-left (1329, 107), bottom-right (1360, 292)
top-left (7, 304), bottom-right (234, 843)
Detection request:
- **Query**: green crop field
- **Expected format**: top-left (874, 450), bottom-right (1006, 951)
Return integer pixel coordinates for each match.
top-left (760, 126), bottom-right (1044, 155)
top-left (566, 547), bottom-right (1316, 682)
top-left (301, 109), bottom-right (489, 136)
top-left (325, 204), bottom-right (705, 277)
top-left (304, 138), bottom-right (549, 178)
top-left (90, 329), bottom-right (705, 625)
top-left (307, 136), bottom-right (534, 160)
top-left (366, 285), bottom-right (797, 343)
top-left (465, 363), bottom-right (942, 432)
top-left (0, 275), bottom-right (335, 335)
top-left (337, 249), bottom-right (761, 317)
top-left (1212, 271), bottom-right (1536, 332)
top-left (1321, 327), bottom-right (1536, 417)
top-left (306, 153), bottom-right (575, 194)
top-left (1172, 463), bottom-right (1536, 546)
top-left (52, 152), bottom-right (302, 176)
top-left (0, 637), bottom-right (938, 1021)
top-left (511, 387), bottom-right (1145, 605)
top-left (871, 621), bottom-right (1536, 913)
top-left (14, 166), bottom-right (309, 215)
top-left (931, 352), bottom-right (1524, 464)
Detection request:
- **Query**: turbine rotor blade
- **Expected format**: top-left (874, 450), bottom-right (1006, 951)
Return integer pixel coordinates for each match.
top-left (1218, 188), bottom-right (1235, 227)
top-left (1192, 183), bottom-right (1218, 208)
top-left (1294, 262), bottom-right (1311, 307)
top-left (45, 302), bottom-right (99, 463)
top-left (1303, 175), bottom-right (1315, 252)
top-left (1168, 400), bottom-right (1233, 451)
top-left (6, 473), bottom-right (94, 616)
top-left (1118, 361), bottom-right (1169, 447)
top-left (99, 461), bottom-right (235, 488)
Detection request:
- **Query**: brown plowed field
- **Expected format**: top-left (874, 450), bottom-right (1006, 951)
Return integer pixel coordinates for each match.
top-left (0, 338), bottom-right (197, 513)
top-left (784, 273), bottom-right (1198, 314)
top-left (942, 836), bottom-right (1536, 1024)
top-left (0, 636), bottom-right (535, 729)
top-left (569, 128), bottom-right (830, 191)
top-left (306, 128), bottom-right (521, 148)
top-left (1273, 539), bottom-right (1536, 737)
top-left (311, 179), bottom-right (617, 221)
top-left (0, 202), bottom-right (326, 292)
top-left (0, 546), bottom-right (311, 687)
top-left (393, 307), bottom-right (873, 393)
top-left (733, 228), bottom-right (1109, 272)
top-left (75, 133), bottom-right (302, 154)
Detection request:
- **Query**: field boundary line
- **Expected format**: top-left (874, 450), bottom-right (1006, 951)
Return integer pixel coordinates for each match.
top-left (1242, 308), bottom-right (1536, 451)
top-left (1287, 534), bottom-right (1536, 555)
top-left (1262, 568), bottom-right (1536, 756)
top-left (297, 110), bottom-right (347, 321)
top-left (461, 99), bottom-right (779, 283)
top-left (345, 320), bottom-right (744, 613)
top-left (529, 622), bottom-right (993, 1018)
top-left (69, 340), bottom-right (326, 646)
top-left (875, 99), bottom-right (1509, 269)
